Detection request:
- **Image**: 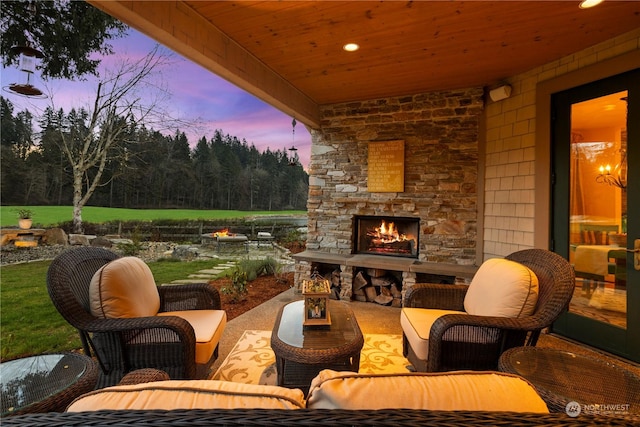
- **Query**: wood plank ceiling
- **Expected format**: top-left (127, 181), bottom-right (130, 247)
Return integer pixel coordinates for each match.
top-left (184, 1), bottom-right (640, 104)
top-left (90, 1), bottom-right (640, 126)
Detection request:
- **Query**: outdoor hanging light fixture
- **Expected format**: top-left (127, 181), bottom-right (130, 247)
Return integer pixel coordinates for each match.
top-left (288, 118), bottom-right (299, 166)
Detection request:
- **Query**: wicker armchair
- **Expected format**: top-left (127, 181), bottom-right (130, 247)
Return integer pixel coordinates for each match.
top-left (47, 247), bottom-right (225, 388)
top-left (402, 249), bottom-right (575, 372)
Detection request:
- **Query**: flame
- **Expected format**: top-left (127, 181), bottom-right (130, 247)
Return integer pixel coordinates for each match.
top-left (212, 229), bottom-right (230, 237)
top-left (367, 220), bottom-right (408, 243)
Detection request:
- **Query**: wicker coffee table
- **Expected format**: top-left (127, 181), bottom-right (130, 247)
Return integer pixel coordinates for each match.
top-left (1, 352), bottom-right (98, 416)
top-left (271, 299), bottom-right (364, 394)
top-left (498, 347), bottom-right (640, 417)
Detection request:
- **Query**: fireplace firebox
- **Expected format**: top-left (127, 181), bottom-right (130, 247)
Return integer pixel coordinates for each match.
top-left (353, 215), bottom-right (419, 258)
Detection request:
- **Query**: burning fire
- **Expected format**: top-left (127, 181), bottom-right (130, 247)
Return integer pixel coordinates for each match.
top-left (212, 229), bottom-right (233, 237)
top-left (367, 220), bottom-right (409, 243)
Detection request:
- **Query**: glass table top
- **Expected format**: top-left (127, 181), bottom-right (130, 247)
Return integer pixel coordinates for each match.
top-left (500, 347), bottom-right (640, 415)
top-left (1, 353), bottom-right (90, 415)
top-left (276, 300), bottom-right (360, 349)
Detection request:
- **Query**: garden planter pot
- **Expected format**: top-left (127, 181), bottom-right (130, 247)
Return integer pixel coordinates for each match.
top-left (18, 219), bottom-right (32, 230)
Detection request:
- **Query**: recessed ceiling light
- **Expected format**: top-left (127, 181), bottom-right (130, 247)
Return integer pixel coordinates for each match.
top-left (343, 43), bottom-right (359, 52)
top-left (579, 0), bottom-right (604, 9)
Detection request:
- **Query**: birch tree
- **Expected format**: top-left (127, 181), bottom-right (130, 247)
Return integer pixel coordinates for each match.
top-left (57, 46), bottom-right (171, 233)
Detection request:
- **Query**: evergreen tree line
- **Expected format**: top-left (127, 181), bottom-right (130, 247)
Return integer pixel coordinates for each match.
top-left (1, 97), bottom-right (309, 211)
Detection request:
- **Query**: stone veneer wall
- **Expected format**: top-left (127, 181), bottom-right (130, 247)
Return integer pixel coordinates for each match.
top-left (306, 88), bottom-right (484, 264)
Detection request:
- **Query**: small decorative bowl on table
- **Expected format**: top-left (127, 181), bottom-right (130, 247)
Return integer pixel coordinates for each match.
top-left (302, 268), bottom-right (332, 326)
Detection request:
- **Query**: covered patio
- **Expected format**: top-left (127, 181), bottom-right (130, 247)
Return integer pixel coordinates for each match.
top-left (6, 1), bottom-right (638, 423)
top-left (85, 0), bottom-right (640, 363)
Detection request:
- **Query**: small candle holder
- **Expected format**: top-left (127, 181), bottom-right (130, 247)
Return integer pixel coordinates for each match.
top-left (302, 268), bottom-right (331, 326)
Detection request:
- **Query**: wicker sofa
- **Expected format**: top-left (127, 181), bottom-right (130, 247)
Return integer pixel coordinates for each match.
top-left (4, 369), bottom-right (634, 426)
top-left (5, 408), bottom-right (632, 426)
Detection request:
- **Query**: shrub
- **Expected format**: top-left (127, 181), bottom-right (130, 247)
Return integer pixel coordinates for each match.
top-left (237, 257), bottom-right (278, 281)
top-left (221, 268), bottom-right (249, 303)
top-left (117, 227), bottom-right (144, 256)
top-left (280, 229), bottom-right (303, 244)
top-left (278, 229), bottom-right (305, 253)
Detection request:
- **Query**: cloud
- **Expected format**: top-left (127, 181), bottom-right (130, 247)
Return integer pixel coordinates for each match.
top-left (1, 28), bottom-right (311, 168)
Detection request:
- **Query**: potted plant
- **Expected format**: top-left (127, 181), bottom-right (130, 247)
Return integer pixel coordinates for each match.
top-left (16, 209), bottom-right (33, 230)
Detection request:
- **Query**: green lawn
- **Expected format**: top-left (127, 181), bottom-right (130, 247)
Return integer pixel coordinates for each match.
top-left (0, 206), bottom-right (306, 228)
top-left (0, 206), bottom-right (304, 360)
top-left (0, 259), bottom-right (230, 361)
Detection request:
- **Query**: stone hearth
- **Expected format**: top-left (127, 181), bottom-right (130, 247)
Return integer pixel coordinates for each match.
top-left (293, 251), bottom-right (478, 303)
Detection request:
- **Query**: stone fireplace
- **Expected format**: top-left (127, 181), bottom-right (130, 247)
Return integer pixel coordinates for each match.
top-left (293, 87), bottom-right (483, 303)
top-left (353, 215), bottom-right (419, 259)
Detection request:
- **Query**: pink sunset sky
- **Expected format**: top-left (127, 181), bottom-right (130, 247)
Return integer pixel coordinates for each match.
top-left (1, 28), bottom-right (312, 169)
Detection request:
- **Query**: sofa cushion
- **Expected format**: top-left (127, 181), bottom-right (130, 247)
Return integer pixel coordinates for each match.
top-left (90, 257), bottom-right (160, 318)
top-left (400, 308), bottom-right (465, 360)
top-left (306, 370), bottom-right (548, 412)
top-left (66, 380), bottom-right (305, 411)
top-left (464, 258), bottom-right (539, 318)
top-left (158, 310), bottom-right (227, 364)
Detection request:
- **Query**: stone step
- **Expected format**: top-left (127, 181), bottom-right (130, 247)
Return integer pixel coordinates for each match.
top-left (188, 273), bottom-right (220, 279)
top-left (198, 269), bottom-right (225, 275)
top-left (167, 279), bottom-right (214, 284)
top-left (172, 262), bottom-right (239, 283)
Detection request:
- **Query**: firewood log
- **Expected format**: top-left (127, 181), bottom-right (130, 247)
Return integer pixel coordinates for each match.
top-left (390, 284), bottom-right (403, 298)
top-left (366, 268), bottom-right (387, 278)
top-left (353, 271), bottom-right (369, 290)
top-left (364, 286), bottom-right (378, 302)
top-left (374, 294), bottom-right (394, 305)
top-left (371, 276), bottom-right (394, 287)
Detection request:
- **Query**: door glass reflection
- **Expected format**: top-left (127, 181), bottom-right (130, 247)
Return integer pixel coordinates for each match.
top-left (569, 91), bottom-right (627, 329)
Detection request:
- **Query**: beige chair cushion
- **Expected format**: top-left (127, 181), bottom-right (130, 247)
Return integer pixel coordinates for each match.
top-left (400, 308), bottom-right (465, 360)
top-left (158, 310), bottom-right (227, 364)
top-left (464, 258), bottom-right (539, 318)
top-left (66, 380), bottom-right (305, 411)
top-left (306, 369), bottom-right (548, 412)
top-left (89, 257), bottom-right (160, 318)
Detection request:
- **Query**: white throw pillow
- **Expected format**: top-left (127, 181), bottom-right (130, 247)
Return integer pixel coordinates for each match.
top-left (463, 258), bottom-right (538, 318)
top-left (89, 256), bottom-right (160, 318)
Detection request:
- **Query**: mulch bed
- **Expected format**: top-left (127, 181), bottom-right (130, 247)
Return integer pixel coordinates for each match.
top-left (208, 272), bottom-right (294, 321)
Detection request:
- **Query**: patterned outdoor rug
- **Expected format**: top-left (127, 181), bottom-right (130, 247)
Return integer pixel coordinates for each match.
top-left (212, 330), bottom-right (411, 385)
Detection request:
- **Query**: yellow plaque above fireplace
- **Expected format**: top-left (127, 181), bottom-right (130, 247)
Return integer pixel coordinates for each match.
top-left (367, 140), bottom-right (405, 192)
